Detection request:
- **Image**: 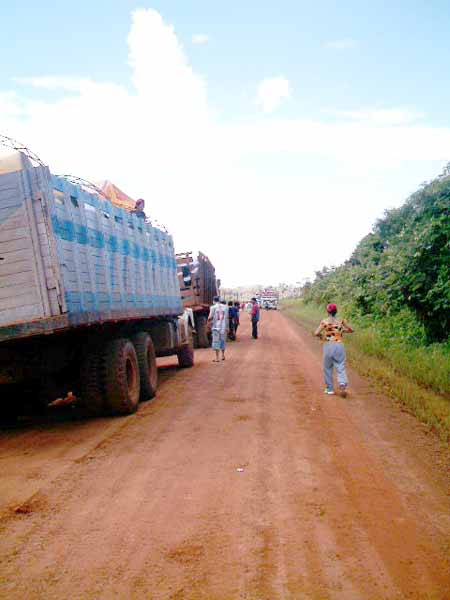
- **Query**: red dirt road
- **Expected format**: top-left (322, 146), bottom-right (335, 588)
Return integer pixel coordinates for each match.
top-left (0, 311), bottom-right (449, 599)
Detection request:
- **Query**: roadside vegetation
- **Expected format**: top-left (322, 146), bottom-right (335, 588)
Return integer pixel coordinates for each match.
top-left (284, 164), bottom-right (450, 442)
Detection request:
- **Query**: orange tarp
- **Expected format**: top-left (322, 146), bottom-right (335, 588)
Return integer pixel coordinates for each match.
top-left (99, 180), bottom-right (135, 211)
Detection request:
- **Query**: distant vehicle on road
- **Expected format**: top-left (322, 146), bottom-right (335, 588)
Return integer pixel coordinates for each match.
top-left (263, 300), bottom-right (277, 310)
top-left (258, 288), bottom-right (279, 310)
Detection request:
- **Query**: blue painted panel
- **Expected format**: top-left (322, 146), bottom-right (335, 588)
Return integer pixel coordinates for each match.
top-left (47, 173), bottom-right (183, 318)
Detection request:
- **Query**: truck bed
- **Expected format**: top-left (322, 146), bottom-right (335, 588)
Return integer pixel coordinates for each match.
top-left (176, 251), bottom-right (217, 310)
top-left (0, 153), bottom-right (182, 342)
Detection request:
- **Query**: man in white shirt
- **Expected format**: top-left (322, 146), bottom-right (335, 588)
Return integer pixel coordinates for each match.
top-left (208, 296), bottom-right (228, 362)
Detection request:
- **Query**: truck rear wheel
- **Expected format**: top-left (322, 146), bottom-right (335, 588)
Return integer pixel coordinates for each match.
top-left (0, 386), bottom-right (21, 426)
top-left (196, 315), bottom-right (210, 348)
top-left (132, 332), bottom-right (158, 401)
top-left (177, 326), bottom-right (194, 368)
top-left (103, 338), bottom-right (140, 415)
top-left (80, 346), bottom-right (105, 416)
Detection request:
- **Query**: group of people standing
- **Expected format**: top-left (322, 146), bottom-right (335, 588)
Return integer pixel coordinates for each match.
top-left (207, 297), bottom-right (261, 362)
top-left (207, 296), bottom-right (353, 398)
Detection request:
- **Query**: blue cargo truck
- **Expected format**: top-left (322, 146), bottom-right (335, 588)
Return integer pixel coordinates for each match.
top-left (0, 151), bottom-right (194, 421)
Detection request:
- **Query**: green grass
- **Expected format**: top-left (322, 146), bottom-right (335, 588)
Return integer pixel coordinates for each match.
top-left (282, 299), bottom-right (450, 443)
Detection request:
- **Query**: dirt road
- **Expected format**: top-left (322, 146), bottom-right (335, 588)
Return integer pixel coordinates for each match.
top-left (0, 311), bottom-right (449, 599)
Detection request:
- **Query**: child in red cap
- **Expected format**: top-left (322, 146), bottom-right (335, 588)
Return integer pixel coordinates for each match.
top-left (314, 304), bottom-right (354, 396)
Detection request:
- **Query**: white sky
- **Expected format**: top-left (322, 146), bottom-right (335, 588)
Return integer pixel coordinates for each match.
top-left (1, 9), bottom-right (449, 287)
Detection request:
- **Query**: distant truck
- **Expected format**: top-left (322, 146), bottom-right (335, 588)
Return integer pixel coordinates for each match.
top-left (259, 288), bottom-right (279, 310)
top-left (0, 151), bottom-right (194, 422)
top-left (176, 251), bottom-right (218, 348)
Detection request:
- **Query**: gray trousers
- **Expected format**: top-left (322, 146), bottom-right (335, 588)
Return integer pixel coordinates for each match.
top-left (323, 343), bottom-right (348, 390)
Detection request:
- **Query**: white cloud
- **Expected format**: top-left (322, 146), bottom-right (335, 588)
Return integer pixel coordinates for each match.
top-left (334, 108), bottom-right (423, 126)
top-left (192, 34), bottom-right (209, 45)
top-left (0, 91), bottom-right (25, 119)
top-left (326, 38), bottom-right (357, 49)
top-left (13, 76), bottom-right (91, 92)
top-left (128, 10), bottom-right (208, 123)
top-left (0, 9), bottom-right (449, 287)
top-left (256, 77), bottom-right (291, 114)
top-left (219, 118), bottom-right (450, 168)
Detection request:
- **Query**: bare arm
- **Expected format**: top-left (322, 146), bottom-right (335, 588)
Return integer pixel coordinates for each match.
top-left (342, 319), bottom-right (354, 333)
top-left (314, 322), bottom-right (324, 337)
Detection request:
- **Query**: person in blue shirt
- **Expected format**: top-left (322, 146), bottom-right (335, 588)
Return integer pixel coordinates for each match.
top-left (228, 301), bottom-right (238, 340)
top-left (234, 302), bottom-right (241, 336)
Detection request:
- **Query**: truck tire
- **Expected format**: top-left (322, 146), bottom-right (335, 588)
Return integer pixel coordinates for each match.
top-left (177, 326), bottom-right (195, 368)
top-left (196, 315), bottom-right (210, 348)
top-left (131, 332), bottom-right (158, 401)
top-left (193, 331), bottom-right (199, 349)
top-left (103, 338), bottom-right (140, 415)
top-left (80, 347), bottom-right (105, 416)
top-left (0, 406), bottom-right (20, 426)
top-left (0, 385), bottom-right (21, 426)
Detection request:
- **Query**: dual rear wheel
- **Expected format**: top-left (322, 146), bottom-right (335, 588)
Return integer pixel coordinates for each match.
top-left (177, 325), bottom-right (195, 368)
top-left (195, 316), bottom-right (210, 348)
top-left (132, 332), bottom-right (158, 402)
top-left (81, 333), bottom-right (158, 416)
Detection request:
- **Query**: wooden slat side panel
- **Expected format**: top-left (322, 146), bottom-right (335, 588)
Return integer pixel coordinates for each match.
top-left (0, 169), bottom-right (46, 327)
top-left (21, 167), bottom-right (53, 318)
top-left (0, 282), bottom-right (38, 301)
top-left (0, 226), bottom-right (29, 243)
top-left (0, 260), bottom-right (34, 277)
top-left (0, 271), bottom-right (34, 287)
top-left (0, 289), bottom-right (40, 310)
top-left (0, 247), bottom-right (34, 265)
top-left (0, 303), bottom-right (44, 325)
top-left (0, 237), bottom-right (33, 254)
top-left (34, 214), bottom-right (63, 315)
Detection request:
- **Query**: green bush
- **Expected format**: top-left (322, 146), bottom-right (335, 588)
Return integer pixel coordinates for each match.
top-left (282, 299), bottom-right (450, 441)
top-left (301, 167), bottom-right (450, 342)
top-left (283, 300), bottom-right (449, 396)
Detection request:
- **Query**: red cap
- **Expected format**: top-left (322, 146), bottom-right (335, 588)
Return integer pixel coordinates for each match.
top-left (327, 303), bottom-right (337, 313)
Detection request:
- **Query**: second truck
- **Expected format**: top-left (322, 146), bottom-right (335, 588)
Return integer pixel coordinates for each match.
top-left (176, 251), bottom-right (218, 348)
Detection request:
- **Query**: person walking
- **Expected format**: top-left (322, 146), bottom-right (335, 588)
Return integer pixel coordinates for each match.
top-left (234, 301), bottom-right (241, 337)
top-left (314, 303), bottom-right (354, 396)
top-left (208, 296), bottom-right (228, 361)
top-left (228, 301), bottom-right (237, 340)
top-left (250, 297), bottom-right (260, 339)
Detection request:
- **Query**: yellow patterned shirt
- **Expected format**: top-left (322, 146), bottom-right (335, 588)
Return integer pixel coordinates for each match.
top-left (319, 318), bottom-right (346, 342)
